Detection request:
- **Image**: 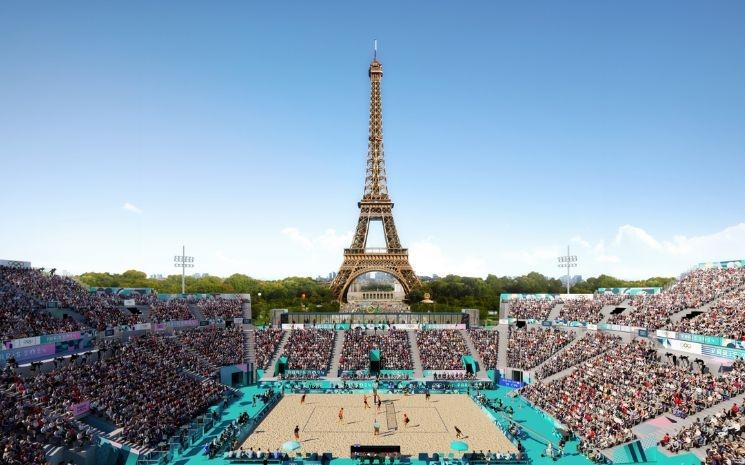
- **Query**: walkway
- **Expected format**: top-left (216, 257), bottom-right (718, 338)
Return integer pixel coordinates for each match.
top-left (407, 330), bottom-right (424, 379)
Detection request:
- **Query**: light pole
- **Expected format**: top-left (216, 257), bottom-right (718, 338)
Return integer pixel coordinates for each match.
top-left (557, 245), bottom-right (577, 294)
top-left (174, 245), bottom-right (194, 294)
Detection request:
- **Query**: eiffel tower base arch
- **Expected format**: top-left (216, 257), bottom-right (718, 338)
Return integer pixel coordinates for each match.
top-left (330, 251), bottom-right (419, 303)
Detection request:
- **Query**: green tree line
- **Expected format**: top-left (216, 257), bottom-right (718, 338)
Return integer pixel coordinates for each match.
top-left (77, 270), bottom-right (674, 324)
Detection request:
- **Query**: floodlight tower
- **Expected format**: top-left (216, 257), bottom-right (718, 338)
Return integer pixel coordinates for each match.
top-left (174, 245), bottom-right (194, 294)
top-left (557, 246), bottom-right (577, 294)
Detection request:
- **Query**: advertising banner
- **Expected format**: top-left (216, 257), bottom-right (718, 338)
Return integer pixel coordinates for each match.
top-left (133, 323), bottom-right (151, 331)
top-left (697, 259), bottom-right (745, 269)
top-left (597, 287), bottom-right (661, 296)
top-left (0, 343), bottom-right (56, 363)
top-left (702, 345), bottom-right (745, 360)
top-left (423, 324), bottom-right (466, 330)
top-left (500, 293), bottom-right (557, 302)
top-left (723, 339), bottom-right (745, 350)
top-left (391, 324), bottom-right (420, 330)
top-left (167, 320), bottom-right (199, 328)
top-left (41, 331), bottom-right (82, 345)
top-left (658, 338), bottom-right (702, 355)
top-left (69, 401), bottom-right (90, 418)
top-left (0, 259), bottom-right (31, 268)
top-left (587, 324), bottom-right (598, 331)
top-left (558, 294), bottom-right (594, 300)
top-left (123, 299), bottom-right (136, 307)
top-left (153, 323), bottom-right (167, 332)
top-left (656, 329), bottom-right (678, 339)
top-left (678, 332), bottom-right (723, 346)
top-left (498, 379), bottom-right (525, 388)
top-left (4, 336), bottom-right (41, 349)
top-left (281, 324), bottom-right (305, 330)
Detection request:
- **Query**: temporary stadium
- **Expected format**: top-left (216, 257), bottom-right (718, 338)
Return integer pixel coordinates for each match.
top-left (2, 258), bottom-right (744, 465)
top-left (3, 6), bottom-right (744, 465)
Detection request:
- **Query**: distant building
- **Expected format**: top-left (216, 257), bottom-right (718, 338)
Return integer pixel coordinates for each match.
top-left (149, 273), bottom-right (165, 280)
top-left (559, 274), bottom-right (583, 286)
top-left (192, 273), bottom-right (209, 278)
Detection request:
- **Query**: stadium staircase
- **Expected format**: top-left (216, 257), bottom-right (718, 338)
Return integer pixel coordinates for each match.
top-left (189, 303), bottom-right (206, 321)
top-left (496, 324), bottom-right (509, 371)
top-left (667, 283), bottom-right (745, 324)
top-left (547, 303), bottom-right (564, 321)
top-left (459, 329), bottom-right (489, 379)
top-left (537, 341), bottom-right (616, 383)
top-left (182, 345), bottom-right (220, 374)
top-left (407, 330), bottom-right (424, 379)
top-left (262, 330), bottom-right (290, 380)
top-left (327, 329), bottom-right (346, 379)
top-left (242, 324), bottom-right (257, 382)
top-left (633, 390), bottom-right (745, 461)
top-left (599, 300), bottom-right (629, 323)
top-left (527, 328), bottom-right (585, 378)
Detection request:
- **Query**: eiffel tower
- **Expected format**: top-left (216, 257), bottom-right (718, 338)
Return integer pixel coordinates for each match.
top-left (330, 49), bottom-right (420, 303)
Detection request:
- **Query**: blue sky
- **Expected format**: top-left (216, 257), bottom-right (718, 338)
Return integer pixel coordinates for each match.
top-left (1, 1), bottom-right (744, 279)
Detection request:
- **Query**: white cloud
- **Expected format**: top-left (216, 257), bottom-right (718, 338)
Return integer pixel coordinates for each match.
top-left (280, 227), bottom-right (313, 250)
top-left (410, 237), bottom-right (487, 277)
top-left (122, 202), bottom-right (142, 214)
top-left (276, 222), bottom-right (745, 281)
top-left (567, 222), bottom-right (745, 278)
top-left (281, 227), bottom-right (352, 252)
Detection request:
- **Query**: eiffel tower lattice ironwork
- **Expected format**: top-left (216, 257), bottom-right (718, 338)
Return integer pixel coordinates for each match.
top-left (330, 51), bottom-right (420, 302)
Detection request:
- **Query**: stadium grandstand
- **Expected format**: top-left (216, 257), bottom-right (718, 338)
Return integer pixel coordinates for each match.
top-left (1, 260), bottom-right (744, 465)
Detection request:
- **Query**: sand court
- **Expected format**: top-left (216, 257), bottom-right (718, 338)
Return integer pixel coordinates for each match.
top-left (241, 393), bottom-right (517, 457)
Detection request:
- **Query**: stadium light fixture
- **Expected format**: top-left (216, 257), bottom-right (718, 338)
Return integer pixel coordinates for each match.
top-left (174, 245), bottom-right (194, 294)
top-left (557, 245), bottom-right (578, 294)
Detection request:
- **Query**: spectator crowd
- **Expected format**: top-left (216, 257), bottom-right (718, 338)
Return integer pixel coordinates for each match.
top-left (0, 266), bottom-right (136, 330)
top-left (508, 298), bottom-right (561, 321)
top-left (468, 328), bottom-right (499, 369)
top-left (417, 330), bottom-right (470, 370)
top-left (176, 326), bottom-right (245, 367)
top-left (558, 294), bottom-right (625, 324)
top-left (534, 332), bottom-right (621, 379)
top-left (609, 267), bottom-right (745, 330)
top-left (522, 340), bottom-right (745, 450)
top-left (16, 335), bottom-right (225, 449)
top-left (1, 365), bottom-right (90, 465)
top-left (339, 328), bottom-right (412, 372)
top-left (662, 394), bottom-right (744, 462)
top-left (0, 283), bottom-right (80, 342)
top-left (197, 297), bottom-right (242, 319)
top-left (149, 299), bottom-right (194, 322)
top-left (282, 329), bottom-right (335, 373)
top-left (668, 286), bottom-right (745, 340)
top-left (255, 328), bottom-right (284, 369)
top-left (507, 328), bottom-right (575, 370)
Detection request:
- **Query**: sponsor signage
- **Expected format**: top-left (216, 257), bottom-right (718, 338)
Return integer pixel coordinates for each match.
top-left (123, 299), bottom-right (136, 306)
top-left (281, 324), bottom-right (305, 330)
top-left (69, 401), bottom-right (90, 418)
top-left (0, 343), bottom-right (56, 363)
top-left (423, 324), bottom-right (466, 330)
top-left (498, 379), bottom-right (525, 388)
top-left (701, 345), bottom-right (745, 360)
top-left (656, 329), bottom-right (677, 339)
top-left (678, 332), bottom-right (723, 346)
top-left (391, 324), bottom-right (420, 330)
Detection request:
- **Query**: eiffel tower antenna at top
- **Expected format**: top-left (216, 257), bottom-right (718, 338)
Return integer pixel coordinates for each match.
top-left (374, 39), bottom-right (378, 59)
